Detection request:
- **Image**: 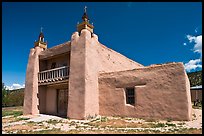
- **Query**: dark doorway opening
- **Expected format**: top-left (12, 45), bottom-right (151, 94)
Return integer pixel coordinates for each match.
top-left (57, 89), bottom-right (68, 118)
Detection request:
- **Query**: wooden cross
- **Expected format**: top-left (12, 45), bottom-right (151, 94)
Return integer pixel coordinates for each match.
top-left (84, 6), bottom-right (87, 13)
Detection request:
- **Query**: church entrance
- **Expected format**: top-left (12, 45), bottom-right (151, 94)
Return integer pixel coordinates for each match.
top-left (57, 89), bottom-right (68, 117)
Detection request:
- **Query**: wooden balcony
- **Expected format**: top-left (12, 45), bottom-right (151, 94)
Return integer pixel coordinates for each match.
top-left (38, 66), bottom-right (69, 85)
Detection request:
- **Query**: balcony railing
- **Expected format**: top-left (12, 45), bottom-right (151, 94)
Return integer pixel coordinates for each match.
top-left (38, 66), bottom-right (69, 84)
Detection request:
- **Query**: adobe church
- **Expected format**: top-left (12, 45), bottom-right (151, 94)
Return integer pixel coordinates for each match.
top-left (23, 7), bottom-right (192, 121)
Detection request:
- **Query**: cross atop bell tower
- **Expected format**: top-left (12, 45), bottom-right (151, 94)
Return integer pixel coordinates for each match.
top-left (34, 27), bottom-right (47, 50)
top-left (77, 6), bottom-right (94, 35)
top-left (82, 6), bottom-right (88, 22)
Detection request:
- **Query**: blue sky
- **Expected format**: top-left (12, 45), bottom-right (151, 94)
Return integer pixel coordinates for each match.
top-left (2, 2), bottom-right (202, 89)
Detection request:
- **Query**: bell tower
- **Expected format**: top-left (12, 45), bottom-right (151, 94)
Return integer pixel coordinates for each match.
top-left (34, 27), bottom-right (47, 50)
top-left (68, 6), bottom-right (99, 119)
top-left (77, 6), bottom-right (94, 35)
top-left (23, 27), bottom-right (46, 116)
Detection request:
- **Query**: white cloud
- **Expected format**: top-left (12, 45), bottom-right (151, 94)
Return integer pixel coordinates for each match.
top-left (6, 83), bottom-right (25, 90)
top-left (187, 35), bottom-right (202, 56)
top-left (183, 43), bottom-right (187, 46)
top-left (184, 34), bottom-right (202, 72)
top-left (184, 59), bottom-right (202, 72)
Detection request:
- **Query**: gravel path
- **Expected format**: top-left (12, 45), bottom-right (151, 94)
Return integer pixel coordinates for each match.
top-left (27, 114), bottom-right (64, 122)
top-left (185, 109), bottom-right (202, 129)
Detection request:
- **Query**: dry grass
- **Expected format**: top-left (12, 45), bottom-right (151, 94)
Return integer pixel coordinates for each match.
top-left (2, 117), bottom-right (17, 123)
top-left (2, 106), bottom-right (23, 117)
top-left (88, 119), bottom-right (152, 128)
top-left (3, 123), bottom-right (44, 133)
top-left (2, 106), bottom-right (202, 134)
top-left (2, 106), bottom-right (23, 111)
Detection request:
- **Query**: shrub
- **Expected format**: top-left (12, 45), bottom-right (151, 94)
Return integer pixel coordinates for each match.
top-left (151, 123), bottom-right (165, 128)
top-left (166, 123), bottom-right (176, 127)
top-left (2, 88), bottom-right (24, 107)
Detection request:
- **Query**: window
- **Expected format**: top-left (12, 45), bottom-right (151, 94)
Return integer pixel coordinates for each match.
top-left (125, 87), bottom-right (135, 105)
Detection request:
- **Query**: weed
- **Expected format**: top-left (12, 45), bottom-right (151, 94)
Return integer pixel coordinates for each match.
top-left (145, 118), bottom-right (157, 122)
top-left (166, 123), bottom-right (176, 127)
top-left (167, 118), bottom-right (173, 122)
top-left (189, 128), bottom-right (196, 130)
top-left (30, 129), bottom-right (64, 134)
top-left (173, 128), bottom-right (179, 131)
top-left (151, 123), bottom-right (165, 128)
top-left (177, 122), bottom-right (185, 126)
top-left (46, 119), bottom-right (60, 124)
top-left (75, 125), bottom-right (80, 129)
top-left (100, 116), bottom-right (108, 122)
top-left (27, 121), bottom-right (36, 125)
top-left (70, 121), bottom-right (76, 125)
top-left (15, 117), bottom-right (30, 121)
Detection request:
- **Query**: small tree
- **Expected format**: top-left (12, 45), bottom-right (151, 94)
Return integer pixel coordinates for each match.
top-left (2, 83), bottom-right (9, 107)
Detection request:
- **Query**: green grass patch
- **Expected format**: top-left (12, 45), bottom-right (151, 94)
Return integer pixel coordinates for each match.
top-left (2, 110), bottom-right (23, 117)
top-left (15, 117), bottom-right (30, 121)
top-left (46, 119), bottom-right (61, 124)
top-left (17, 129), bottom-right (83, 134)
top-left (100, 116), bottom-right (108, 122)
top-left (151, 123), bottom-right (165, 128)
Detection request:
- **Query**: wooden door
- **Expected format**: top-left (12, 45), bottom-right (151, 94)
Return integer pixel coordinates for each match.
top-left (57, 89), bottom-right (68, 117)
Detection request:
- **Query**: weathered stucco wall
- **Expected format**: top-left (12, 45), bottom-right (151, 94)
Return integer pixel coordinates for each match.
top-left (98, 62), bottom-right (192, 121)
top-left (39, 42), bottom-right (71, 60)
top-left (96, 43), bottom-right (144, 73)
top-left (23, 46), bottom-right (43, 115)
top-left (68, 29), bottom-right (145, 119)
top-left (84, 32), bottom-right (100, 118)
top-left (83, 30), bottom-right (146, 118)
top-left (68, 31), bottom-right (86, 119)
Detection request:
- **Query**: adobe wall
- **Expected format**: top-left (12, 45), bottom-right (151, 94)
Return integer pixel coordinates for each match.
top-left (68, 29), bottom-right (145, 119)
top-left (84, 31), bottom-right (146, 118)
top-left (96, 43), bottom-right (144, 73)
top-left (84, 32), bottom-right (100, 118)
top-left (39, 42), bottom-right (71, 60)
top-left (68, 31), bottom-right (86, 119)
top-left (98, 62), bottom-right (192, 121)
top-left (23, 46), bottom-right (43, 115)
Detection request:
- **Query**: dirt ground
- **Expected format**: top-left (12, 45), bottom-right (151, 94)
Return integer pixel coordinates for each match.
top-left (2, 106), bottom-right (202, 134)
